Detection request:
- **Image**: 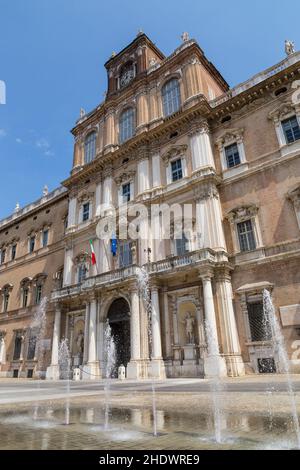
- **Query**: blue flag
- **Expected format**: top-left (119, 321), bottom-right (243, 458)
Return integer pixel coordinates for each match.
top-left (111, 236), bottom-right (118, 257)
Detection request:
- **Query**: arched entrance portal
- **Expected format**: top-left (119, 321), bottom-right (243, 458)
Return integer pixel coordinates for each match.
top-left (107, 298), bottom-right (131, 377)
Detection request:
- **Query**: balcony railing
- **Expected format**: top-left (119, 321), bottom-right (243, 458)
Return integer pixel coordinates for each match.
top-left (51, 249), bottom-right (216, 301)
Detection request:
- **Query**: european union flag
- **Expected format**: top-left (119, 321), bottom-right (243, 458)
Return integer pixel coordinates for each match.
top-left (111, 236), bottom-right (118, 257)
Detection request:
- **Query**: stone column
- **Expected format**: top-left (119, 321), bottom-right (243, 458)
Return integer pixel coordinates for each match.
top-left (97, 320), bottom-right (105, 373)
top-left (194, 182), bottom-right (226, 251)
top-left (67, 197), bottom-right (77, 228)
top-left (149, 285), bottom-right (166, 379)
top-left (46, 305), bottom-right (61, 380)
top-left (72, 138), bottom-right (82, 169)
top-left (0, 332), bottom-right (6, 365)
top-left (200, 272), bottom-right (227, 378)
top-left (163, 289), bottom-right (172, 359)
top-left (95, 180), bottom-right (102, 217)
top-left (151, 152), bottom-right (161, 188)
top-left (104, 111), bottom-right (115, 152)
top-left (189, 122), bottom-right (215, 171)
top-left (83, 303), bottom-right (89, 364)
top-left (137, 157), bottom-right (150, 194)
top-left (127, 287), bottom-right (141, 379)
top-left (215, 268), bottom-right (245, 377)
top-left (102, 169), bottom-right (113, 210)
top-left (63, 247), bottom-right (73, 286)
top-left (82, 297), bottom-right (101, 379)
top-left (137, 91), bottom-right (149, 132)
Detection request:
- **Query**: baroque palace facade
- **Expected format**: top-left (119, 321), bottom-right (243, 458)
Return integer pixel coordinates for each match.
top-left (0, 33), bottom-right (300, 380)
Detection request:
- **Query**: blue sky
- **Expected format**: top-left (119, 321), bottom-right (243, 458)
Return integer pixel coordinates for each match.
top-left (0, 0), bottom-right (300, 219)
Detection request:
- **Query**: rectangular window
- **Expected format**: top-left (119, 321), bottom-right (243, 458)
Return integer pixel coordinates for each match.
top-left (0, 249), bottom-right (6, 264)
top-left (247, 302), bottom-right (272, 342)
top-left (29, 236), bottom-right (35, 253)
top-left (13, 336), bottom-right (22, 360)
top-left (27, 333), bottom-right (36, 360)
top-left (171, 159), bottom-right (183, 182)
top-left (122, 183), bottom-right (131, 203)
top-left (282, 116), bottom-right (300, 144)
top-left (237, 220), bottom-right (256, 252)
top-left (3, 293), bottom-right (9, 312)
top-left (224, 143), bottom-right (241, 168)
top-left (22, 288), bottom-right (29, 308)
top-left (175, 233), bottom-right (189, 256)
top-left (35, 285), bottom-right (42, 305)
top-left (82, 202), bottom-right (90, 222)
top-left (78, 265), bottom-right (87, 283)
top-left (11, 244), bottom-right (17, 260)
top-left (119, 241), bottom-right (132, 268)
top-left (42, 229), bottom-right (49, 247)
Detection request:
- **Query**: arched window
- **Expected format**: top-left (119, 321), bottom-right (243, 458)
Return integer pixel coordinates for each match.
top-left (119, 108), bottom-right (135, 144)
top-left (162, 78), bottom-right (181, 117)
top-left (84, 131), bottom-right (97, 164)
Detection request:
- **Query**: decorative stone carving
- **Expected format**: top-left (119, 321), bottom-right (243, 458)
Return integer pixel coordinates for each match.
top-left (288, 185), bottom-right (300, 228)
top-left (193, 182), bottom-right (219, 201)
top-left (268, 101), bottom-right (299, 123)
top-left (76, 330), bottom-right (84, 354)
top-left (77, 190), bottom-right (94, 204)
top-left (14, 202), bottom-right (20, 213)
top-left (188, 118), bottom-right (210, 137)
top-left (114, 170), bottom-right (136, 186)
top-left (161, 145), bottom-right (188, 166)
top-left (181, 32), bottom-right (190, 42)
top-left (0, 331), bottom-right (6, 340)
top-left (226, 204), bottom-right (259, 223)
top-left (149, 57), bottom-right (157, 67)
top-left (288, 186), bottom-right (300, 207)
top-left (216, 128), bottom-right (244, 150)
top-left (285, 39), bottom-right (295, 56)
top-left (181, 312), bottom-right (195, 344)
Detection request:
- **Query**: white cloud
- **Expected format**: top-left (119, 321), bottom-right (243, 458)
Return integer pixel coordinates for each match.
top-left (36, 138), bottom-right (50, 149)
top-left (16, 137), bottom-right (22, 144)
top-left (44, 149), bottom-right (54, 157)
top-left (0, 129), bottom-right (7, 138)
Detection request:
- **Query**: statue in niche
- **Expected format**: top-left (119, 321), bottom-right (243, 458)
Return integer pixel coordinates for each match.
top-left (76, 330), bottom-right (84, 355)
top-left (181, 312), bottom-right (195, 344)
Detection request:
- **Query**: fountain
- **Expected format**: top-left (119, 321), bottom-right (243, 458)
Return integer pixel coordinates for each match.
top-left (30, 297), bottom-right (47, 420)
top-left (263, 289), bottom-right (300, 448)
top-left (104, 320), bottom-right (116, 430)
top-left (204, 316), bottom-right (225, 444)
top-left (58, 338), bottom-right (71, 425)
top-left (136, 266), bottom-right (158, 437)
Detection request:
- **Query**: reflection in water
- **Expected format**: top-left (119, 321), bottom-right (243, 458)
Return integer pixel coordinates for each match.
top-left (0, 403), bottom-right (298, 450)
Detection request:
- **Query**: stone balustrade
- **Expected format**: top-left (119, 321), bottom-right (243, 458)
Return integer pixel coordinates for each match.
top-left (51, 249), bottom-right (217, 301)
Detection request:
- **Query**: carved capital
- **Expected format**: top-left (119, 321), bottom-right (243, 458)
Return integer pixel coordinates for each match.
top-left (193, 181), bottom-right (219, 201)
top-left (188, 118), bottom-right (210, 137)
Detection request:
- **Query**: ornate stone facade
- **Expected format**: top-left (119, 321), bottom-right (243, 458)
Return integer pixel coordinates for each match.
top-left (1, 34), bottom-right (300, 379)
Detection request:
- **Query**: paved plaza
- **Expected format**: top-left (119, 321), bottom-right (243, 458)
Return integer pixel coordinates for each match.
top-left (0, 375), bottom-right (300, 450)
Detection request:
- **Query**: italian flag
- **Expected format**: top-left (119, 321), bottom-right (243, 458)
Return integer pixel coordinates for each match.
top-left (89, 239), bottom-right (97, 265)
